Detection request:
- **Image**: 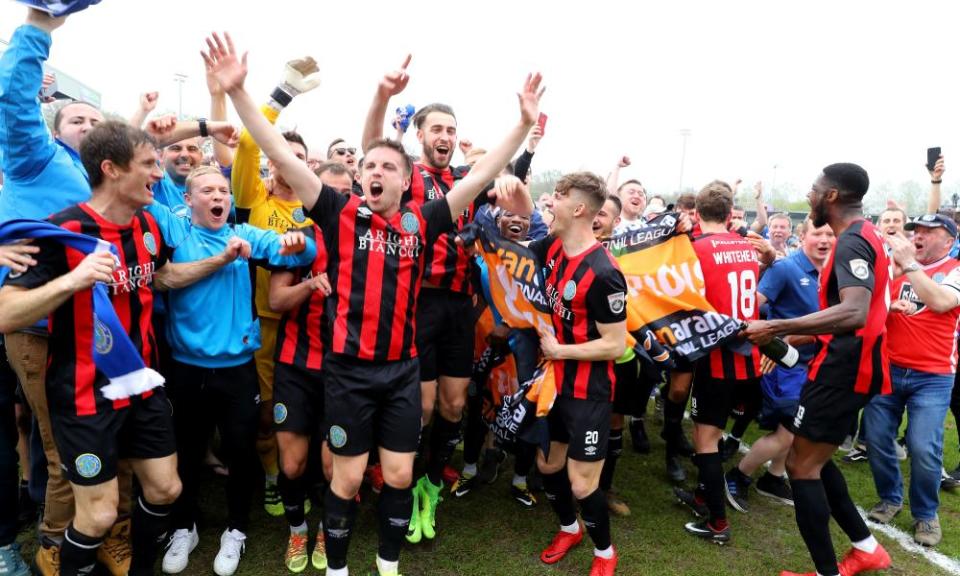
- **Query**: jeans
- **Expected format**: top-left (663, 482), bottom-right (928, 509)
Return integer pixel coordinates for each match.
top-left (0, 339), bottom-right (19, 547)
top-left (864, 364), bottom-right (953, 521)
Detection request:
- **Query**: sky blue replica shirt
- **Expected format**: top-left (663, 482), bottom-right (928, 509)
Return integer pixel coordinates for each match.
top-left (148, 204), bottom-right (316, 368)
top-left (758, 249), bottom-right (820, 362)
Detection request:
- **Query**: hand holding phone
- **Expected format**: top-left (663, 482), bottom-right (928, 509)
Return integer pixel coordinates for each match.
top-left (537, 112), bottom-right (548, 136)
top-left (927, 147), bottom-right (942, 172)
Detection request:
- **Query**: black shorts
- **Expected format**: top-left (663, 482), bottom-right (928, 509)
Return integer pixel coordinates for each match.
top-left (612, 356), bottom-right (640, 415)
top-left (273, 362), bottom-right (324, 436)
top-left (757, 394), bottom-right (800, 432)
top-left (787, 379), bottom-right (872, 445)
top-left (323, 353), bottom-right (421, 456)
top-left (416, 288), bottom-right (474, 381)
top-left (690, 368), bottom-right (760, 429)
top-left (50, 388), bottom-right (176, 486)
top-left (547, 395), bottom-right (611, 462)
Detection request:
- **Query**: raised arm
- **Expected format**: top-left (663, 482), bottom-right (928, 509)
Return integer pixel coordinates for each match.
top-left (362, 55), bottom-right (411, 152)
top-left (145, 115), bottom-right (237, 149)
top-left (153, 237), bottom-right (247, 291)
top-left (204, 33), bottom-right (323, 211)
top-left (204, 59), bottom-right (234, 168)
top-left (444, 73), bottom-right (543, 219)
top-left (0, 9), bottom-right (66, 180)
top-left (606, 156), bottom-right (629, 195)
top-left (750, 181), bottom-right (768, 233)
top-left (129, 91), bottom-right (158, 129)
top-left (927, 155), bottom-right (945, 214)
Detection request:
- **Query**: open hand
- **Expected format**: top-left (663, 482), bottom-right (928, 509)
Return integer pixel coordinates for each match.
top-left (518, 72), bottom-right (545, 126)
top-left (201, 32), bottom-right (248, 95)
top-left (0, 242), bottom-right (39, 274)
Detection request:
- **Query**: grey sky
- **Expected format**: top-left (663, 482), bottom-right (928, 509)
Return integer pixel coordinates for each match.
top-left (1, 0), bottom-right (958, 208)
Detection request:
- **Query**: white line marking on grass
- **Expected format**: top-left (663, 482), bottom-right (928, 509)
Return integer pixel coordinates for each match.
top-left (724, 431), bottom-right (960, 575)
top-left (859, 510), bottom-right (960, 575)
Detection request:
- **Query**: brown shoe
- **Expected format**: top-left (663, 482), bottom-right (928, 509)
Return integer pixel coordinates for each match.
top-left (606, 489), bottom-right (631, 517)
top-left (914, 517), bottom-right (942, 547)
top-left (97, 519), bottom-right (132, 576)
top-left (34, 542), bottom-right (60, 576)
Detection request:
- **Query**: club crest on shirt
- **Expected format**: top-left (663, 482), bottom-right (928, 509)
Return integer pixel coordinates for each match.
top-left (608, 292), bottom-right (626, 314)
top-left (934, 272), bottom-right (946, 283)
top-left (292, 207), bottom-right (306, 224)
top-left (94, 318), bottom-right (113, 355)
top-left (142, 231), bottom-right (157, 256)
top-left (401, 212), bottom-right (420, 235)
top-left (563, 280), bottom-right (577, 301)
top-left (849, 259), bottom-right (869, 280)
top-left (273, 403), bottom-right (288, 424)
top-left (329, 425), bottom-right (348, 449)
top-left (75, 453), bottom-right (102, 479)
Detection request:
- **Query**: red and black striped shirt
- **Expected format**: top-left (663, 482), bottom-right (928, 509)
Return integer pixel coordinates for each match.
top-left (530, 236), bottom-right (628, 401)
top-left (808, 219), bottom-right (891, 395)
top-left (275, 224), bottom-right (329, 371)
top-left (404, 162), bottom-right (485, 294)
top-left (7, 204), bottom-right (168, 416)
top-left (308, 185), bottom-right (453, 362)
top-left (692, 231), bottom-right (762, 380)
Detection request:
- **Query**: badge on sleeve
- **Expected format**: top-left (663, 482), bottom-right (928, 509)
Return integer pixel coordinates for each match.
top-left (849, 259), bottom-right (869, 280)
top-left (608, 292), bottom-right (626, 314)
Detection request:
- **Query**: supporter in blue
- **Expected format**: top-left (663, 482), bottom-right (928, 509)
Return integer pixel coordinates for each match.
top-left (724, 217), bottom-right (834, 513)
top-left (147, 166), bottom-right (315, 576)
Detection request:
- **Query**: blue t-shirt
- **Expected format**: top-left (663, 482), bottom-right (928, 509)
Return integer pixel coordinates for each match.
top-left (757, 249), bottom-right (820, 362)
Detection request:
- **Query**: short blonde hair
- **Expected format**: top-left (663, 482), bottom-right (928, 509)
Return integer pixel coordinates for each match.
top-left (185, 165), bottom-right (226, 192)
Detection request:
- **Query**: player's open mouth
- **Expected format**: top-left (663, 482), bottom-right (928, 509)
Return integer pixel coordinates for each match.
top-left (631, 199), bottom-right (641, 207)
top-left (592, 221), bottom-right (601, 232)
top-left (508, 224), bottom-right (522, 234)
top-left (211, 206), bottom-right (224, 218)
top-left (369, 182), bottom-right (384, 199)
top-left (435, 145), bottom-right (449, 157)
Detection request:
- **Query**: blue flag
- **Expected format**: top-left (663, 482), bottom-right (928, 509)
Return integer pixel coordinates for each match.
top-left (14, 0), bottom-right (102, 17)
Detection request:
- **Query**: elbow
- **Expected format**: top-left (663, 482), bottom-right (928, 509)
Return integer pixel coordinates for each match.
top-left (609, 339), bottom-right (627, 361)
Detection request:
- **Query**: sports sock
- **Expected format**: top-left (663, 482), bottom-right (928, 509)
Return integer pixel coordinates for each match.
top-left (323, 487), bottom-right (357, 570)
top-left (662, 398), bottom-right (685, 451)
top-left (279, 470), bottom-right (307, 528)
top-left (594, 546), bottom-right (614, 559)
top-left (426, 415), bottom-right (461, 486)
top-left (821, 460), bottom-right (871, 543)
top-left (512, 474), bottom-right (526, 488)
top-left (792, 478), bottom-right (839, 576)
top-left (560, 521), bottom-right (580, 534)
top-left (60, 523), bottom-right (102, 576)
top-left (852, 535), bottom-right (879, 554)
top-left (462, 462), bottom-right (478, 477)
top-left (376, 556), bottom-right (399, 575)
top-left (130, 496), bottom-right (173, 576)
top-left (578, 488), bottom-right (611, 550)
top-left (599, 428), bottom-right (623, 492)
top-left (694, 452), bottom-right (726, 524)
top-left (377, 484), bottom-right (412, 562)
top-left (542, 468), bottom-right (577, 527)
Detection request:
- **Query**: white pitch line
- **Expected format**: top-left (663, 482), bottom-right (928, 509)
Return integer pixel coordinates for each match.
top-left (713, 428), bottom-right (960, 575)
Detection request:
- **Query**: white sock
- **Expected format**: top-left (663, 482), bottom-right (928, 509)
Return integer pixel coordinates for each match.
top-left (462, 463), bottom-right (478, 477)
top-left (852, 534), bottom-right (878, 554)
top-left (376, 556), bottom-right (398, 575)
top-left (816, 572), bottom-right (840, 576)
top-left (512, 474), bottom-right (526, 488)
top-left (594, 546), bottom-right (614, 559)
top-left (560, 521), bottom-right (579, 534)
top-left (265, 474), bottom-right (278, 485)
top-left (290, 522), bottom-right (307, 535)
top-left (326, 566), bottom-right (348, 576)
top-left (317, 521), bottom-right (324, 533)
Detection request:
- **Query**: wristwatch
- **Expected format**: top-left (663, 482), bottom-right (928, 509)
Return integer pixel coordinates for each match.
top-left (903, 261), bottom-right (921, 273)
top-left (198, 118), bottom-right (208, 138)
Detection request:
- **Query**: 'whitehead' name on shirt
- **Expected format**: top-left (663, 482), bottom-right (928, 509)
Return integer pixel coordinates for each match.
top-left (357, 229), bottom-right (422, 258)
top-left (109, 262), bottom-right (156, 295)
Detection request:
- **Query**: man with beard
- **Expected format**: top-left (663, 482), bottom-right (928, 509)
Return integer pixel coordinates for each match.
top-left (231, 58), bottom-right (320, 518)
top-left (326, 139), bottom-right (359, 179)
top-left (745, 163), bottom-right (892, 576)
top-left (725, 218), bottom-right (835, 514)
top-left (362, 56), bottom-right (535, 544)
top-left (208, 32), bottom-right (540, 576)
top-left (152, 137), bottom-right (204, 217)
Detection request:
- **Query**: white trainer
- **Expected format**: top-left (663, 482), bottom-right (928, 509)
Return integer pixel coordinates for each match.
top-left (213, 529), bottom-right (246, 576)
top-left (161, 525), bottom-right (199, 574)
